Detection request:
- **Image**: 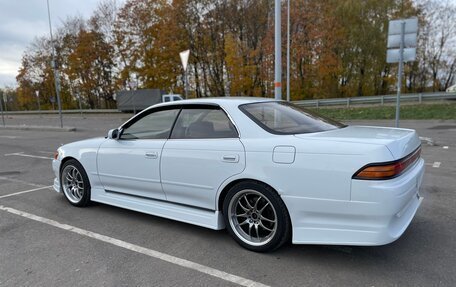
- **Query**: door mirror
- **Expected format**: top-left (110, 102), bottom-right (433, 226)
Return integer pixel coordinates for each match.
top-left (107, 128), bottom-right (120, 140)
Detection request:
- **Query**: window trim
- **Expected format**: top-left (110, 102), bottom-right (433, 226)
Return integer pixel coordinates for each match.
top-left (168, 104), bottom-right (240, 140)
top-left (119, 105), bottom-right (182, 140)
top-left (238, 101), bottom-right (346, 135)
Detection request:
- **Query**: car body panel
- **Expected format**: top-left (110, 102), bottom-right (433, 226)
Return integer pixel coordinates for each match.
top-left (53, 137), bottom-right (105, 193)
top-left (161, 138), bottom-right (246, 210)
top-left (52, 97), bottom-right (424, 246)
top-left (295, 125), bottom-right (421, 159)
top-left (97, 139), bottom-right (167, 200)
top-left (284, 158), bottom-right (424, 245)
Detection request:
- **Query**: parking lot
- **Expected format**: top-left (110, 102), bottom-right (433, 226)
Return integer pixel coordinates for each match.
top-left (1, 114), bottom-right (455, 286)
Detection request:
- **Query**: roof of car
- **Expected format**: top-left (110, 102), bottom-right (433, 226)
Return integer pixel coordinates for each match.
top-left (154, 97), bottom-right (278, 109)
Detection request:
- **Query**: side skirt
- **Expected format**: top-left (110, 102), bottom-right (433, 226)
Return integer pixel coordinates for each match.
top-left (90, 188), bottom-right (225, 230)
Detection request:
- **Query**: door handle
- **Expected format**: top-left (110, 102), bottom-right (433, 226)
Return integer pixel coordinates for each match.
top-left (222, 154), bottom-right (239, 163)
top-left (145, 152), bottom-right (158, 159)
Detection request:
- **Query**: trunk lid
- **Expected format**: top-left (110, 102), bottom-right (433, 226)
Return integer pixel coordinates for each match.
top-left (294, 126), bottom-right (421, 159)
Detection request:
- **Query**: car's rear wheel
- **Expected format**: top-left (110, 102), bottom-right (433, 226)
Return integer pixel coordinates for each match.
top-left (223, 181), bottom-right (291, 252)
top-left (60, 159), bottom-right (91, 207)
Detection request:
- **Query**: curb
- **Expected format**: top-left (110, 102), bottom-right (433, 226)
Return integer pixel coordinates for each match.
top-left (0, 125), bottom-right (77, 132)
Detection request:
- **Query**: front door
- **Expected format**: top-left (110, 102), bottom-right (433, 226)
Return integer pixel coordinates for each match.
top-left (97, 106), bottom-right (180, 200)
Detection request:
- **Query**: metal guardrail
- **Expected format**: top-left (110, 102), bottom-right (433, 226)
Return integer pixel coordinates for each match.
top-left (1, 92), bottom-right (455, 115)
top-left (293, 92), bottom-right (456, 108)
top-left (2, 109), bottom-right (121, 115)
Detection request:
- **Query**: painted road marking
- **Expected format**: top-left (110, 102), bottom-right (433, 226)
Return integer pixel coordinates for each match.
top-left (419, 137), bottom-right (434, 146)
top-left (0, 176), bottom-right (44, 188)
top-left (432, 162), bottom-right (441, 168)
top-left (4, 152), bottom-right (52, 160)
top-left (0, 206), bottom-right (269, 287)
top-left (0, 186), bottom-right (52, 199)
top-left (0, 135), bottom-right (18, 139)
top-left (443, 146), bottom-right (449, 149)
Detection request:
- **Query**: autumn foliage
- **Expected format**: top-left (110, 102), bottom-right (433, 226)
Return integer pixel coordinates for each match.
top-left (12, 0), bottom-right (456, 110)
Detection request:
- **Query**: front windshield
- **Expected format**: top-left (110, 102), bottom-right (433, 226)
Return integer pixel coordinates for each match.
top-left (239, 101), bottom-right (345, 135)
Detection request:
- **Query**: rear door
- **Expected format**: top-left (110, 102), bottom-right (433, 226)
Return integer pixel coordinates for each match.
top-left (160, 104), bottom-right (245, 210)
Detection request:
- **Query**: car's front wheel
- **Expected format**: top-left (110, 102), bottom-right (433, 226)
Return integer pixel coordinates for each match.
top-left (60, 159), bottom-right (91, 207)
top-left (223, 181), bottom-right (291, 252)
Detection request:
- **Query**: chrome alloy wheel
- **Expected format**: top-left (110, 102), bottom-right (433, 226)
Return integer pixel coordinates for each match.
top-left (61, 165), bottom-right (85, 204)
top-left (227, 189), bottom-right (278, 246)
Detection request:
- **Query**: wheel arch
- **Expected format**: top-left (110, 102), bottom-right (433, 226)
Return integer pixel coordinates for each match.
top-left (217, 178), bottom-right (282, 212)
top-left (59, 156), bottom-right (79, 173)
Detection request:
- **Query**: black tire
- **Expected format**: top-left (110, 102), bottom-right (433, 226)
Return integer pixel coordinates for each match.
top-left (60, 159), bottom-right (91, 207)
top-left (223, 181), bottom-right (291, 252)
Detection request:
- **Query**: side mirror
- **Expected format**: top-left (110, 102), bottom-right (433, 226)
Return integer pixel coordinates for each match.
top-left (107, 128), bottom-right (119, 140)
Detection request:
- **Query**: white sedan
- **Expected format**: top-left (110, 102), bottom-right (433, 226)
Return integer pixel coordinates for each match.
top-left (52, 98), bottom-right (424, 252)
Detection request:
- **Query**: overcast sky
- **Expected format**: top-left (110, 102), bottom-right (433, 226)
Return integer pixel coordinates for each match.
top-left (0, 0), bottom-right (111, 88)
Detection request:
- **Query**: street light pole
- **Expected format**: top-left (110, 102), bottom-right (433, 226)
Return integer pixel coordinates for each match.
top-left (286, 0), bottom-right (290, 102)
top-left (77, 90), bottom-right (83, 117)
top-left (274, 0), bottom-right (282, 100)
top-left (46, 0), bottom-right (63, 128)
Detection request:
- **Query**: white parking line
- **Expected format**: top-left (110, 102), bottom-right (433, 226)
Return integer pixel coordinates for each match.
top-left (0, 186), bottom-right (52, 199)
top-left (432, 162), bottom-right (441, 168)
top-left (443, 146), bottom-right (449, 149)
top-left (0, 206), bottom-right (269, 287)
top-left (4, 152), bottom-right (52, 160)
top-left (0, 176), bottom-right (44, 188)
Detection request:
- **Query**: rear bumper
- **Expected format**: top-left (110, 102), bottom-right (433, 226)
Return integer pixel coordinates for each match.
top-left (283, 158), bottom-right (424, 245)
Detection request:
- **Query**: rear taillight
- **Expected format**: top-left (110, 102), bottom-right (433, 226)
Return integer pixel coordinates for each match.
top-left (353, 147), bottom-right (421, 180)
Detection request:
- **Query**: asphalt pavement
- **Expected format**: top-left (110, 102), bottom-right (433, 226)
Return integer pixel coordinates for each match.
top-left (0, 114), bottom-right (455, 286)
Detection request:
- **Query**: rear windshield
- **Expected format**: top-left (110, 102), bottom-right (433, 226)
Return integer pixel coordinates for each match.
top-left (239, 101), bottom-right (345, 135)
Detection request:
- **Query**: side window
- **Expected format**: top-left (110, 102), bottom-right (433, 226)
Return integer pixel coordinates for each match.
top-left (121, 108), bottom-right (179, 140)
top-left (170, 107), bottom-right (238, 139)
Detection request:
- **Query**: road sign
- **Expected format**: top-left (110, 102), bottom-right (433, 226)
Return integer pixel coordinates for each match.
top-left (179, 50), bottom-right (190, 99)
top-left (387, 33), bottom-right (417, 49)
top-left (387, 48), bottom-right (416, 63)
top-left (388, 18), bottom-right (418, 36)
top-left (179, 50), bottom-right (190, 72)
top-left (386, 17), bottom-right (418, 128)
top-left (387, 18), bottom-right (418, 64)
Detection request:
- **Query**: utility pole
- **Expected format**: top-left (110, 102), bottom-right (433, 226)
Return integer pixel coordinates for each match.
top-left (76, 90), bottom-right (83, 117)
top-left (286, 0), bottom-right (290, 102)
top-left (46, 0), bottom-right (63, 128)
top-left (274, 0), bottom-right (282, 100)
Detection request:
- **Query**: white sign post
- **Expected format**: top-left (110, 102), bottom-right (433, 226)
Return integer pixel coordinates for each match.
top-left (387, 18), bottom-right (418, 128)
top-left (35, 90), bottom-right (41, 115)
top-left (180, 50), bottom-right (190, 99)
top-left (0, 90), bottom-right (4, 127)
